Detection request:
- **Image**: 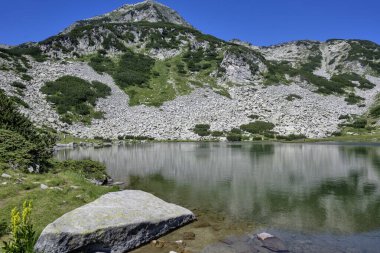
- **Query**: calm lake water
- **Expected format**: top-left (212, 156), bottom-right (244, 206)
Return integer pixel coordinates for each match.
top-left (56, 142), bottom-right (380, 235)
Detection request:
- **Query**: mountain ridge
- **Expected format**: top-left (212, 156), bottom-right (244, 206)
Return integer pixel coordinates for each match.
top-left (0, 1), bottom-right (380, 141)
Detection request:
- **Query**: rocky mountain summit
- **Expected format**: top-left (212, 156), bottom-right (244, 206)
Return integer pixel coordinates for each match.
top-left (1, 0), bottom-right (380, 140)
top-left (63, 0), bottom-right (192, 34)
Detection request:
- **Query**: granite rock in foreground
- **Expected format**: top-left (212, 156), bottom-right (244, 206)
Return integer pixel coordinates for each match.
top-left (34, 190), bottom-right (195, 253)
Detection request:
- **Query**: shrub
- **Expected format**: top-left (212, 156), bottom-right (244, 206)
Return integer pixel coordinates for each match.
top-left (276, 134), bottom-right (306, 141)
top-left (370, 105), bottom-right (380, 118)
top-left (2, 201), bottom-right (37, 253)
top-left (345, 93), bottom-right (364, 105)
top-left (52, 160), bottom-right (108, 181)
top-left (1, 45), bottom-right (46, 62)
top-left (41, 76), bottom-right (111, 123)
top-left (89, 50), bottom-right (155, 89)
top-left (0, 90), bottom-right (55, 170)
top-left (230, 128), bottom-right (242, 134)
top-left (21, 74), bottom-right (32, 81)
top-left (11, 81), bottom-right (26, 89)
top-left (248, 114), bottom-right (259, 120)
top-left (332, 73), bottom-right (375, 90)
top-left (350, 119), bottom-right (367, 129)
top-left (0, 129), bottom-right (37, 170)
top-left (339, 114), bottom-right (350, 120)
top-left (193, 124), bottom-right (211, 137)
top-left (10, 96), bottom-right (29, 108)
top-left (211, 131), bottom-right (224, 137)
top-left (286, 94), bottom-right (302, 101)
top-left (331, 131), bottom-right (342, 136)
top-left (226, 133), bottom-right (242, 142)
top-left (240, 121), bottom-right (275, 134)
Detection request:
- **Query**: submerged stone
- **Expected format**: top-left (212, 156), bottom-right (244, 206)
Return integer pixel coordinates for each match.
top-left (34, 190), bottom-right (195, 253)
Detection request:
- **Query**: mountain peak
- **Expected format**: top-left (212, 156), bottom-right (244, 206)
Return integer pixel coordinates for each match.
top-left (107, 0), bottom-right (192, 27)
top-left (62, 0), bottom-right (192, 33)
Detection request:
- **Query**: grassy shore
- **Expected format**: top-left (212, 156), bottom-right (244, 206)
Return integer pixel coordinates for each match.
top-left (0, 160), bottom-right (119, 241)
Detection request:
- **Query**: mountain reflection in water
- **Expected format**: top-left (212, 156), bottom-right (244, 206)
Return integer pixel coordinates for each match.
top-left (56, 142), bottom-right (380, 234)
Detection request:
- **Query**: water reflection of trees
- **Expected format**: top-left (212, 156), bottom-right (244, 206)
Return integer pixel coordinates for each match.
top-left (57, 143), bottom-right (380, 233)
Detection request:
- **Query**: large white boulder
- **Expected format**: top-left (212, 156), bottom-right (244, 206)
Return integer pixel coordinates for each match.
top-left (34, 190), bottom-right (195, 253)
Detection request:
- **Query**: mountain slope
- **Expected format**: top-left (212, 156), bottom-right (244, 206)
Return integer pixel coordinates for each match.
top-left (0, 1), bottom-right (380, 140)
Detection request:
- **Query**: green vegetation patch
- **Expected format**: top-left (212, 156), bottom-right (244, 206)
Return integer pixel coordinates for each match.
top-left (193, 124), bottom-right (211, 137)
top-left (277, 134), bottom-right (306, 141)
top-left (0, 161), bottom-right (118, 240)
top-left (286, 94), bottom-right (302, 101)
top-left (89, 52), bottom-right (196, 106)
top-left (0, 129), bottom-right (37, 170)
top-left (89, 50), bottom-right (155, 89)
top-left (331, 73), bottom-right (375, 90)
top-left (11, 81), bottom-right (26, 90)
top-left (346, 40), bottom-right (380, 75)
top-left (240, 121), bottom-right (275, 134)
top-left (226, 133), bottom-right (242, 142)
top-left (265, 60), bottom-right (375, 95)
top-left (0, 90), bottom-right (55, 171)
top-left (41, 76), bottom-right (111, 124)
top-left (0, 45), bottom-right (46, 62)
top-left (345, 93), bottom-right (364, 105)
top-left (182, 47), bottom-right (222, 73)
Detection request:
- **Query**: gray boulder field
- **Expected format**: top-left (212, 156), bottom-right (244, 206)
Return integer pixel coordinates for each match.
top-left (34, 190), bottom-right (195, 253)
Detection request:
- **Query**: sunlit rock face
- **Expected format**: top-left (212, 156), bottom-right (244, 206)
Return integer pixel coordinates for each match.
top-left (34, 190), bottom-right (195, 253)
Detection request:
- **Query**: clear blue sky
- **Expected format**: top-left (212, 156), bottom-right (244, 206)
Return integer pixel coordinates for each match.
top-left (1, 0), bottom-right (379, 46)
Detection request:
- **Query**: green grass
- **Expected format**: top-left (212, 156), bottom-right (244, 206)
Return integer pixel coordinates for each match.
top-left (125, 56), bottom-right (193, 106)
top-left (0, 161), bottom-right (118, 240)
top-left (306, 127), bottom-right (380, 143)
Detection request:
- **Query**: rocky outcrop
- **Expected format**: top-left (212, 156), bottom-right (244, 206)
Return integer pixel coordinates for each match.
top-left (34, 190), bottom-right (195, 253)
top-left (63, 0), bottom-right (192, 34)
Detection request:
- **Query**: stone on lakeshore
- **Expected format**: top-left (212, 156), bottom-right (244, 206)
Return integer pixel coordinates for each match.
top-left (1, 173), bottom-right (11, 179)
top-left (257, 232), bottom-right (274, 241)
top-left (34, 190), bottom-right (195, 253)
top-left (40, 184), bottom-right (49, 190)
top-left (261, 237), bottom-right (288, 252)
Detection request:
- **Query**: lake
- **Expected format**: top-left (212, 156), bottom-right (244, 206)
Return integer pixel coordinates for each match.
top-left (55, 142), bottom-right (380, 251)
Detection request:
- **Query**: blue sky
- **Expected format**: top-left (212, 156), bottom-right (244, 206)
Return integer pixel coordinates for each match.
top-left (0, 0), bottom-right (379, 46)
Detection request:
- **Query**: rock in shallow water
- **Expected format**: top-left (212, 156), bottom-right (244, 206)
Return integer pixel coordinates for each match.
top-left (34, 190), bottom-right (195, 253)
